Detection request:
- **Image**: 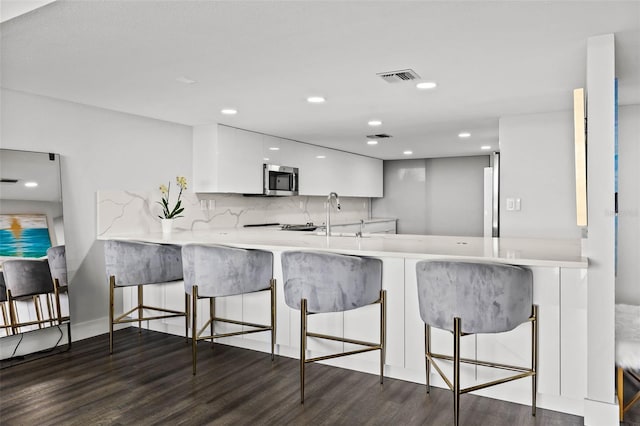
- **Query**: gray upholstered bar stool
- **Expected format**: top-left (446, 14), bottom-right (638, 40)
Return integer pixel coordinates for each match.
top-left (2, 258), bottom-right (56, 334)
top-left (182, 244), bottom-right (276, 375)
top-left (47, 246), bottom-right (69, 324)
top-left (282, 250), bottom-right (386, 403)
top-left (47, 245), bottom-right (71, 347)
top-left (416, 260), bottom-right (537, 426)
top-left (104, 240), bottom-right (187, 354)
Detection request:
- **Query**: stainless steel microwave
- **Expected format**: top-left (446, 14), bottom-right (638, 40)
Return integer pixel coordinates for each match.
top-left (263, 164), bottom-right (299, 196)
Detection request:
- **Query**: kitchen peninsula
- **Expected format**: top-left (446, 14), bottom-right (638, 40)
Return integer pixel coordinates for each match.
top-left (98, 224), bottom-right (587, 417)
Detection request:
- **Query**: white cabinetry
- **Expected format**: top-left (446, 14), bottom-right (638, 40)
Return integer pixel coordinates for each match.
top-left (193, 124), bottom-right (383, 197)
top-left (193, 124), bottom-right (263, 194)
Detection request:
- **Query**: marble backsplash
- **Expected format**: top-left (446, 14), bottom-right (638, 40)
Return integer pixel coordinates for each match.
top-left (97, 190), bottom-right (370, 237)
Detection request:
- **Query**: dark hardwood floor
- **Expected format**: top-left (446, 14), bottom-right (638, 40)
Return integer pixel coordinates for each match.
top-left (0, 328), bottom-right (632, 425)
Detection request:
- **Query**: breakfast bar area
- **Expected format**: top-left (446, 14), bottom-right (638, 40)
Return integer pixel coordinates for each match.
top-left (98, 226), bottom-right (588, 417)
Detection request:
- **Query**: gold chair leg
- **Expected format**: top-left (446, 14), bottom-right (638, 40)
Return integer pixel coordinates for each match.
top-left (54, 279), bottom-right (63, 325)
top-left (8, 290), bottom-right (18, 335)
top-left (532, 304), bottom-right (538, 417)
top-left (137, 285), bottom-right (143, 333)
top-left (618, 366), bottom-right (624, 421)
top-left (300, 298), bottom-right (307, 404)
top-left (425, 323), bottom-right (431, 393)
top-left (34, 295), bottom-right (43, 329)
top-left (271, 278), bottom-right (276, 361)
top-left (210, 297), bottom-right (215, 349)
top-left (453, 317), bottom-right (461, 426)
top-left (192, 285), bottom-right (199, 375)
top-left (1, 303), bottom-right (10, 336)
top-left (380, 289), bottom-right (386, 384)
top-left (46, 294), bottom-right (55, 326)
top-left (185, 293), bottom-right (189, 342)
top-left (109, 276), bottom-right (115, 354)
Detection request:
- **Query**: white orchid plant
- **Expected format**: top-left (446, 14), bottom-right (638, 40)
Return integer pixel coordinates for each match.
top-left (158, 176), bottom-right (187, 219)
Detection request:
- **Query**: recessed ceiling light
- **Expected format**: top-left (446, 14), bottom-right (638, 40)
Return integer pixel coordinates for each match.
top-left (263, 158), bottom-right (269, 162)
top-left (367, 140), bottom-right (378, 145)
top-left (403, 150), bottom-right (413, 155)
top-left (316, 155), bottom-right (326, 159)
top-left (307, 96), bottom-right (326, 103)
top-left (269, 147), bottom-right (280, 151)
top-left (221, 108), bottom-right (237, 115)
top-left (24, 181), bottom-right (38, 188)
top-left (176, 76), bottom-right (196, 84)
top-left (458, 132), bottom-right (471, 138)
top-left (481, 145), bottom-right (492, 150)
top-left (416, 81), bottom-right (437, 90)
top-left (368, 120), bottom-right (382, 127)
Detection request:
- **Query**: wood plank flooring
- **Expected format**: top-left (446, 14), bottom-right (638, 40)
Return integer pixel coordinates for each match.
top-left (0, 328), bottom-right (623, 425)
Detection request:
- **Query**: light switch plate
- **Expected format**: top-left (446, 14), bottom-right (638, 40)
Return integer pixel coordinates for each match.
top-left (506, 198), bottom-right (515, 211)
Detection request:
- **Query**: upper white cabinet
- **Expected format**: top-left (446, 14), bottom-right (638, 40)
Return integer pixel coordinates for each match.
top-left (193, 124), bottom-right (263, 194)
top-left (193, 124), bottom-right (383, 197)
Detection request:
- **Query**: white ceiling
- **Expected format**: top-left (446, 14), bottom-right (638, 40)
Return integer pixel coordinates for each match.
top-left (1, 1), bottom-right (639, 160)
top-left (0, 149), bottom-right (62, 202)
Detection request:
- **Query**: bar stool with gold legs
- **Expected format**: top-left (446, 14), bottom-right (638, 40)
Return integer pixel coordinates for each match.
top-left (616, 303), bottom-right (640, 422)
top-left (181, 244), bottom-right (275, 375)
top-left (2, 258), bottom-right (56, 334)
top-left (47, 245), bottom-right (71, 347)
top-left (281, 250), bottom-right (386, 403)
top-left (104, 240), bottom-right (187, 354)
top-left (0, 272), bottom-right (13, 336)
top-left (416, 260), bottom-right (536, 426)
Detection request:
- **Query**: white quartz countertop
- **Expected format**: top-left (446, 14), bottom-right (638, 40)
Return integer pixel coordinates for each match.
top-left (98, 229), bottom-right (587, 268)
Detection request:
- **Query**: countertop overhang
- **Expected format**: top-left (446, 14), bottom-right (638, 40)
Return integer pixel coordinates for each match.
top-left (98, 229), bottom-right (587, 268)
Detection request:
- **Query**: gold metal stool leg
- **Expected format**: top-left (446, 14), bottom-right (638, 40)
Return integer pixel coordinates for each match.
top-left (192, 286), bottom-right (199, 375)
top-left (453, 317), bottom-right (461, 426)
top-left (380, 289), bottom-right (386, 384)
top-left (109, 276), bottom-right (115, 354)
top-left (271, 278), bottom-right (276, 361)
top-left (300, 298), bottom-right (307, 404)
top-left (425, 324), bottom-right (431, 393)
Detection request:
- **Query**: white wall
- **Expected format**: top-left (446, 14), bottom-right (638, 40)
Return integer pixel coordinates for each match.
top-left (499, 111), bottom-right (583, 239)
top-left (499, 105), bottom-right (640, 305)
top-left (1, 88), bottom-right (193, 336)
top-left (372, 159), bottom-right (428, 234)
top-left (424, 156), bottom-right (489, 236)
top-left (616, 105), bottom-right (640, 305)
top-left (372, 156), bottom-right (488, 236)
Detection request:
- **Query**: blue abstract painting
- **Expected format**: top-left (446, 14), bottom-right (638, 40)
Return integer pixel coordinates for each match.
top-left (0, 214), bottom-right (52, 258)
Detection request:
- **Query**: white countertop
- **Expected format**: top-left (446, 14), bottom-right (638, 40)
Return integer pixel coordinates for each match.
top-left (98, 228), bottom-right (587, 268)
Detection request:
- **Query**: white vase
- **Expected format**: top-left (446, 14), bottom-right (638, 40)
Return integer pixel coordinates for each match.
top-left (161, 218), bottom-right (173, 236)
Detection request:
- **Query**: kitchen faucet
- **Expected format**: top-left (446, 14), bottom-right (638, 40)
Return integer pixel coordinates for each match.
top-left (326, 192), bottom-right (341, 236)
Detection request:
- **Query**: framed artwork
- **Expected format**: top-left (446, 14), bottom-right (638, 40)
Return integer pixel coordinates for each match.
top-left (0, 214), bottom-right (52, 259)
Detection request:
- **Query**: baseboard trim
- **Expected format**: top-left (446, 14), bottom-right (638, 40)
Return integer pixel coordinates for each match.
top-left (584, 397), bottom-right (619, 426)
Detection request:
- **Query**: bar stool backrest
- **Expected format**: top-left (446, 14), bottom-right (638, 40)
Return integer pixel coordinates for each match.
top-left (416, 260), bottom-right (532, 334)
top-left (182, 244), bottom-right (273, 298)
top-left (47, 245), bottom-right (67, 287)
top-left (282, 250), bottom-right (382, 313)
top-left (2, 259), bottom-right (54, 298)
top-left (104, 240), bottom-right (183, 286)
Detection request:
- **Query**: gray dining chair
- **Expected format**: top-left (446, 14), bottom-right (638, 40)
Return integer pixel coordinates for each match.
top-left (282, 250), bottom-right (386, 403)
top-left (182, 243), bottom-right (276, 375)
top-left (416, 260), bottom-right (537, 426)
top-left (47, 245), bottom-right (72, 347)
top-left (104, 239), bottom-right (188, 354)
top-left (2, 258), bottom-right (56, 334)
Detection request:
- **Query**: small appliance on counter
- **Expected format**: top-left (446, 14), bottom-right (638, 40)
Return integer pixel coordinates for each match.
top-left (280, 223), bottom-right (317, 231)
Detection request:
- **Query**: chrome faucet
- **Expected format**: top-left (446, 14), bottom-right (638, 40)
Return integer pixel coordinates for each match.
top-left (356, 219), bottom-right (364, 238)
top-left (326, 192), bottom-right (341, 236)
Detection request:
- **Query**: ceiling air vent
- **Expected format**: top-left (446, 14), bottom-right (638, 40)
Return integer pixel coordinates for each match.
top-left (377, 69), bottom-right (420, 83)
top-left (1, 178), bottom-right (18, 183)
top-left (366, 134), bottom-right (392, 139)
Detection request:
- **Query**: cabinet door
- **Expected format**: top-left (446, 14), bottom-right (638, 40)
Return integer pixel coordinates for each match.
top-left (217, 127), bottom-right (263, 194)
